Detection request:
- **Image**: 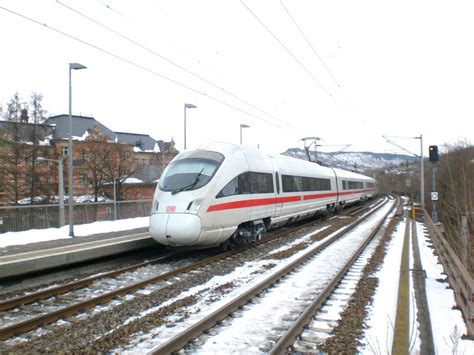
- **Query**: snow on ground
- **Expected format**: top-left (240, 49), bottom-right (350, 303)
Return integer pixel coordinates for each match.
top-left (0, 217), bottom-right (149, 248)
top-left (360, 219), bottom-right (406, 354)
top-left (415, 221), bottom-right (472, 354)
top-left (360, 215), bottom-right (472, 354)
top-left (0, 213), bottom-right (472, 353)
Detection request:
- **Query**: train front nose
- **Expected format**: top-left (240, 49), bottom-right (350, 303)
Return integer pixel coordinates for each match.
top-left (149, 213), bottom-right (202, 246)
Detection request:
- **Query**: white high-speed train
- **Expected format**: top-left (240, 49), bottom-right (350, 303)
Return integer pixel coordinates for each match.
top-left (149, 142), bottom-right (377, 249)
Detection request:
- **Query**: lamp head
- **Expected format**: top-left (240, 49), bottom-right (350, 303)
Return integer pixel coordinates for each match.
top-left (69, 63), bottom-right (87, 70)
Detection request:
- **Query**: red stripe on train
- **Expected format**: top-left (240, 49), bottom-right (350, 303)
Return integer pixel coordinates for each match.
top-left (206, 196), bottom-right (299, 212)
top-left (206, 188), bottom-right (377, 213)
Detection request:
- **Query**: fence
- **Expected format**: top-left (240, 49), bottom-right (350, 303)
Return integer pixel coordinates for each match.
top-left (420, 208), bottom-right (474, 338)
top-left (0, 200), bottom-right (152, 234)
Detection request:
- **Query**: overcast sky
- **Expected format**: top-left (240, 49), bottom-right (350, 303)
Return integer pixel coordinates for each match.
top-left (1, 0), bottom-right (473, 155)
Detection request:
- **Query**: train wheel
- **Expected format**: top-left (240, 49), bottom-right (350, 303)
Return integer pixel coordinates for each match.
top-left (326, 205), bottom-right (333, 217)
top-left (220, 238), bottom-right (235, 251)
top-left (255, 223), bottom-right (266, 241)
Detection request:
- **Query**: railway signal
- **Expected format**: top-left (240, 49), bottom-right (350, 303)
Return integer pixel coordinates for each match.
top-left (428, 145), bottom-right (438, 162)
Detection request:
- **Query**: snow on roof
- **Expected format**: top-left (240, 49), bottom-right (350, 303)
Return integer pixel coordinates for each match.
top-left (123, 177), bottom-right (144, 184)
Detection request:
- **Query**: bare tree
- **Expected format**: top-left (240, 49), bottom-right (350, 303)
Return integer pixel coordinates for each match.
top-left (436, 141), bottom-right (473, 274)
top-left (0, 93), bottom-right (51, 207)
top-left (1, 93), bottom-right (28, 204)
top-left (77, 135), bottom-right (109, 220)
top-left (102, 142), bottom-right (138, 220)
top-left (4, 92), bottom-right (23, 122)
top-left (25, 93), bottom-right (48, 205)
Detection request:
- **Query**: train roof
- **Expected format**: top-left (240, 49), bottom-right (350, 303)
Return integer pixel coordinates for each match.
top-left (194, 142), bottom-right (376, 182)
top-left (332, 167), bottom-right (376, 182)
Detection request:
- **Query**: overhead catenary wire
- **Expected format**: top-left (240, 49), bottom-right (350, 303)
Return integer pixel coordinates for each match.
top-left (56, 0), bottom-right (299, 134)
top-left (279, 0), bottom-right (341, 88)
top-left (240, 0), bottom-right (332, 98)
top-left (0, 5), bottom-right (305, 137)
top-left (279, 0), bottom-right (354, 110)
top-left (383, 135), bottom-right (420, 158)
top-left (96, 0), bottom-right (131, 21)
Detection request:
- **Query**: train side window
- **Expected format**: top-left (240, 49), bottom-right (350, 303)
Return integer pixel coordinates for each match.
top-left (238, 172), bottom-right (252, 194)
top-left (216, 172), bottom-right (250, 198)
top-left (252, 172), bottom-right (273, 193)
top-left (282, 175), bottom-right (299, 192)
top-left (216, 177), bottom-right (238, 198)
top-left (302, 176), bottom-right (331, 191)
top-left (216, 171), bottom-right (273, 198)
top-left (282, 175), bottom-right (293, 192)
top-left (348, 180), bottom-right (364, 189)
top-left (282, 174), bottom-right (330, 192)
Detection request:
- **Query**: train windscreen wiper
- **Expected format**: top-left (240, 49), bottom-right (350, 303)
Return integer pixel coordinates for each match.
top-left (171, 168), bottom-right (205, 195)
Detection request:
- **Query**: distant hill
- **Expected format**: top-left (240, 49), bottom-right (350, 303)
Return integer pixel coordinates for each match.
top-left (282, 148), bottom-right (418, 172)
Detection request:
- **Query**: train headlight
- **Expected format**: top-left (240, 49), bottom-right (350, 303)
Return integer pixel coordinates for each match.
top-left (186, 198), bottom-right (204, 214)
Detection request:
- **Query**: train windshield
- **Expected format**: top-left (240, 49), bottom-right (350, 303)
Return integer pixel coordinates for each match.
top-left (159, 150), bottom-right (224, 193)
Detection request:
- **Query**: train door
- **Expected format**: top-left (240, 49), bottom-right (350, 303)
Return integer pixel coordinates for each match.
top-left (330, 167), bottom-right (340, 206)
top-left (270, 157), bottom-right (283, 217)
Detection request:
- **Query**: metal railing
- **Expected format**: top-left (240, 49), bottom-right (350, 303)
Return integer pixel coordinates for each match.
top-left (420, 208), bottom-right (474, 338)
top-left (0, 200), bottom-right (152, 234)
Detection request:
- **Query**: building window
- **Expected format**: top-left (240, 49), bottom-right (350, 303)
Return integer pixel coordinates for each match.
top-left (25, 174), bottom-right (33, 188)
top-left (141, 159), bottom-right (147, 166)
top-left (61, 146), bottom-right (68, 157)
top-left (80, 174), bottom-right (88, 187)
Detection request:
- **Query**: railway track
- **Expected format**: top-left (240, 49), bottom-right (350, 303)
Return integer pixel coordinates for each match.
top-left (0, 198), bottom-right (386, 351)
top-left (272, 200), bottom-right (396, 353)
top-left (0, 250), bottom-right (219, 341)
top-left (0, 252), bottom-right (189, 312)
top-left (148, 197), bottom-right (396, 353)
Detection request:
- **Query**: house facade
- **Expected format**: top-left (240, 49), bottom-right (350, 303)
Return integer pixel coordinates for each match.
top-left (0, 114), bottom-right (178, 205)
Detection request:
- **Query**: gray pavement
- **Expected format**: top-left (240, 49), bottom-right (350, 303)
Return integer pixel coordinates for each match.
top-left (0, 227), bottom-right (157, 279)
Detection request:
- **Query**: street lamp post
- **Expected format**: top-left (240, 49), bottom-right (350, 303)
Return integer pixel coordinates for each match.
top-left (184, 103), bottom-right (197, 150)
top-left (113, 178), bottom-right (117, 221)
top-left (37, 157), bottom-right (65, 227)
top-left (418, 134), bottom-right (425, 209)
top-left (240, 124), bottom-right (250, 145)
top-left (68, 62), bottom-right (87, 237)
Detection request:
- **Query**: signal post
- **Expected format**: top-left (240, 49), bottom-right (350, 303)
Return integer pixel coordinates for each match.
top-left (429, 145), bottom-right (439, 223)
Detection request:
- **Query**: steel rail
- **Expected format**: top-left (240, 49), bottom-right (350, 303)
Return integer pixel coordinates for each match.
top-left (0, 198), bottom-right (383, 342)
top-left (0, 209), bottom-right (340, 341)
top-left (269, 198), bottom-right (397, 354)
top-left (0, 251), bottom-right (188, 312)
top-left (149, 198), bottom-right (389, 354)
